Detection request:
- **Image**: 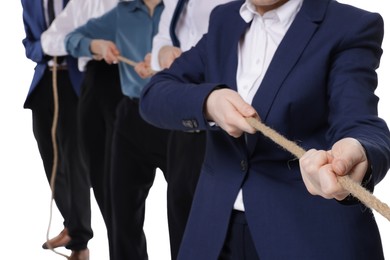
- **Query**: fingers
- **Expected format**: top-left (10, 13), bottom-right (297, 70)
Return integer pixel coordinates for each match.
top-left (159, 46), bottom-right (182, 69)
top-left (300, 149), bottom-right (347, 199)
top-left (230, 99), bottom-right (258, 135)
top-left (144, 53), bottom-right (152, 63)
top-left (299, 138), bottom-right (368, 201)
top-left (90, 39), bottom-right (120, 64)
top-left (205, 89), bottom-right (257, 137)
top-left (221, 108), bottom-right (253, 138)
top-left (330, 138), bottom-right (368, 179)
top-left (301, 150), bottom-right (334, 197)
top-left (134, 53), bottom-right (156, 78)
top-left (104, 44), bottom-right (120, 64)
top-left (134, 63), bottom-right (155, 78)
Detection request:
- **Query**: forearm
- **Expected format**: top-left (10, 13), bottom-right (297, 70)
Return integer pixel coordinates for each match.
top-left (150, 0), bottom-right (175, 71)
top-left (65, 31), bottom-right (94, 58)
top-left (140, 73), bottom-right (218, 131)
top-left (65, 8), bottom-right (116, 59)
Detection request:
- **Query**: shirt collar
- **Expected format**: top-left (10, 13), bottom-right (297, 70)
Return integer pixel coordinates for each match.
top-left (240, 0), bottom-right (303, 25)
top-left (118, 0), bottom-right (143, 13)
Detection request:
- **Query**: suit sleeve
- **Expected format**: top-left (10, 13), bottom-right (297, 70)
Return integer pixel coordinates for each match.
top-left (327, 11), bottom-right (390, 187)
top-left (21, 0), bottom-right (46, 63)
top-left (140, 33), bottom-right (222, 132)
top-left (64, 8), bottom-right (117, 58)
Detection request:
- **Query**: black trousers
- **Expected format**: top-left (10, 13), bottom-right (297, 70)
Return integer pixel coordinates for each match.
top-left (25, 68), bottom-right (92, 250)
top-left (219, 211), bottom-right (260, 260)
top-left (77, 60), bottom-right (122, 256)
top-left (166, 130), bottom-right (205, 260)
top-left (110, 97), bottom-right (169, 260)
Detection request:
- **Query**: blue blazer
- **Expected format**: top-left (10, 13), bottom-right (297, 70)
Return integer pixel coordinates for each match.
top-left (21, 0), bottom-right (83, 106)
top-left (141, 0), bottom-right (390, 259)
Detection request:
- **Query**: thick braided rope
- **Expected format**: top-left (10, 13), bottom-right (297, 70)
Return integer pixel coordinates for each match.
top-left (246, 117), bottom-right (390, 222)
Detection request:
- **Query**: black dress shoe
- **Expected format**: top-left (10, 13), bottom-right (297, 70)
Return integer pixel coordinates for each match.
top-left (42, 228), bottom-right (71, 249)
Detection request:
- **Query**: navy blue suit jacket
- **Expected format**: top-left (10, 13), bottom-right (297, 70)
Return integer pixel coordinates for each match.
top-left (21, 0), bottom-right (83, 106)
top-left (141, 0), bottom-right (390, 259)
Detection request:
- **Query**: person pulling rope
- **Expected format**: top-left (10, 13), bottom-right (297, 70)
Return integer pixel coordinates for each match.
top-left (118, 54), bottom-right (390, 222)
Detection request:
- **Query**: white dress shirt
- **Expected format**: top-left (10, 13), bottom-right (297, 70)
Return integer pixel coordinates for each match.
top-left (233, 0), bottom-right (303, 211)
top-left (151, 0), bottom-right (232, 71)
top-left (41, 0), bottom-right (118, 71)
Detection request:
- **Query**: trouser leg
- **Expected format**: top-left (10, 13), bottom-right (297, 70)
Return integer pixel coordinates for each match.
top-left (166, 131), bottom-right (205, 260)
top-left (110, 97), bottom-right (168, 260)
top-left (77, 61), bottom-right (122, 257)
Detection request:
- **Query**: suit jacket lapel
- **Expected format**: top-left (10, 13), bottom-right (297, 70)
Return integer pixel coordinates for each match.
top-left (218, 2), bottom-right (249, 91)
top-left (247, 0), bottom-right (329, 156)
top-left (63, 0), bottom-right (69, 8)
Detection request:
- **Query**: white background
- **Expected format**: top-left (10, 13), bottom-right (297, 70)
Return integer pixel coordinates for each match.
top-left (1, 1), bottom-right (388, 259)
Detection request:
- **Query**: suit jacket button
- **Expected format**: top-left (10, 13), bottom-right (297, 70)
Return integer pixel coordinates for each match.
top-left (240, 160), bottom-right (248, 172)
top-left (182, 119), bottom-right (198, 129)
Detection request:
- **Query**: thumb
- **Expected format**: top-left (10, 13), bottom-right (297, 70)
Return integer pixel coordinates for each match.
top-left (229, 96), bottom-right (256, 118)
top-left (330, 138), bottom-right (366, 177)
top-left (332, 158), bottom-right (349, 176)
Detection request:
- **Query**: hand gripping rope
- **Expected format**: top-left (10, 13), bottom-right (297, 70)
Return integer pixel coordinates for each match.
top-left (245, 117), bottom-right (390, 222)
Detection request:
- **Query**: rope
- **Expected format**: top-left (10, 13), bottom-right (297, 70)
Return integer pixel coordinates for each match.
top-left (117, 55), bottom-right (156, 77)
top-left (117, 55), bottom-right (138, 67)
top-left (245, 117), bottom-right (390, 221)
top-left (46, 56), bottom-right (70, 259)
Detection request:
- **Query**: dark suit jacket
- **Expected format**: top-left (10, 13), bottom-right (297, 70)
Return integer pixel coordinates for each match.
top-left (140, 0), bottom-right (390, 259)
top-left (21, 0), bottom-right (83, 106)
